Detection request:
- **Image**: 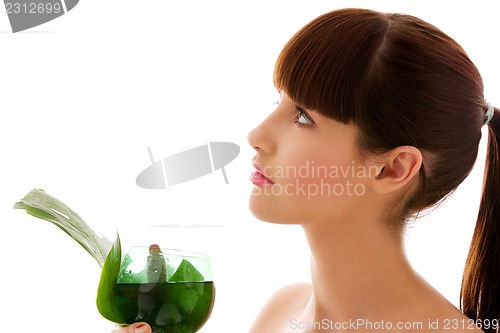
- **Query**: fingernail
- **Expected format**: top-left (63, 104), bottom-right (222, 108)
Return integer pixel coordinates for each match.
top-left (134, 324), bottom-right (149, 333)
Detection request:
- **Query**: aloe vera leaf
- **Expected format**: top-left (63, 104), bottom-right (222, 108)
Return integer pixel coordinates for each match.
top-left (147, 244), bottom-right (168, 283)
top-left (13, 188), bottom-right (112, 267)
top-left (96, 231), bottom-right (124, 324)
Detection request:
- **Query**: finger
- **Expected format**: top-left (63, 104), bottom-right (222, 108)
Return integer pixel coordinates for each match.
top-left (111, 322), bottom-right (152, 333)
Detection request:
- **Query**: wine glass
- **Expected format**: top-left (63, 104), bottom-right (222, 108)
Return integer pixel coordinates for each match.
top-left (114, 245), bottom-right (215, 333)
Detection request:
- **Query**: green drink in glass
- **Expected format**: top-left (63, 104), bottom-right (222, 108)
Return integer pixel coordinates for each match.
top-left (13, 189), bottom-right (215, 333)
top-left (115, 245), bottom-right (215, 333)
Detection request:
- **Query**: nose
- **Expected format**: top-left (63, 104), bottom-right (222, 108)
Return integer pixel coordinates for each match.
top-left (247, 112), bottom-right (275, 155)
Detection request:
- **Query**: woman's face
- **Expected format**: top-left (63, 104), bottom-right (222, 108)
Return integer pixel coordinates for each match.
top-left (247, 93), bottom-right (377, 225)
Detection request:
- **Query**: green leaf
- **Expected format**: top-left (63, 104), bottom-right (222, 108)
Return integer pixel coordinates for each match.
top-left (13, 188), bottom-right (112, 267)
top-left (96, 232), bottom-right (124, 324)
top-left (14, 189), bottom-right (125, 324)
top-left (170, 259), bottom-right (204, 282)
top-left (179, 289), bottom-right (199, 314)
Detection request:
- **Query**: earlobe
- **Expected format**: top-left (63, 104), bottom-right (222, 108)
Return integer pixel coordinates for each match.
top-left (372, 146), bottom-right (423, 195)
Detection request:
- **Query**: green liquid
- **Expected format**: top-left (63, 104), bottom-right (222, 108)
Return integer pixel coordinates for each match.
top-left (114, 281), bottom-right (215, 333)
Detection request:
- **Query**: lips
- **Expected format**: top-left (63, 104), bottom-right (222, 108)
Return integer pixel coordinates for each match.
top-left (251, 163), bottom-right (274, 186)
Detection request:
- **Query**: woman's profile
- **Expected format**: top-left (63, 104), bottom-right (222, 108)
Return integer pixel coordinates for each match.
top-left (247, 7), bottom-right (498, 333)
top-left (113, 7), bottom-right (499, 333)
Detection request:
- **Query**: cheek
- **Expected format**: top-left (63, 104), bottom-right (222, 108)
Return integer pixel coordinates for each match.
top-left (282, 151), bottom-right (365, 193)
top-left (248, 162), bottom-right (372, 224)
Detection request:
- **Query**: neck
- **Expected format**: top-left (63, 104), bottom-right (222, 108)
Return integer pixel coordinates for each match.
top-left (300, 216), bottom-right (431, 327)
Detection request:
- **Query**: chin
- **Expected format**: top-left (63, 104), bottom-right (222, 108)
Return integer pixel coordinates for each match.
top-left (248, 193), bottom-right (299, 225)
top-left (249, 194), bottom-right (272, 221)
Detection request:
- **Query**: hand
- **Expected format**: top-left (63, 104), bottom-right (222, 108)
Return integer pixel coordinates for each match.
top-left (111, 322), bottom-right (151, 333)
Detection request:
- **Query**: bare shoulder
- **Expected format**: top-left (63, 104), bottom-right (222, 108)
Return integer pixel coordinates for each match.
top-left (248, 283), bottom-right (312, 333)
top-left (264, 283), bottom-right (313, 304)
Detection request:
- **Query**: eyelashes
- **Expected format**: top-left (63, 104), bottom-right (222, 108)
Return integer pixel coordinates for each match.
top-left (293, 105), bottom-right (315, 127)
top-left (272, 92), bottom-right (315, 128)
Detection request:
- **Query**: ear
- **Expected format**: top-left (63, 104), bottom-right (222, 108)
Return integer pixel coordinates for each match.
top-left (372, 146), bottom-right (423, 195)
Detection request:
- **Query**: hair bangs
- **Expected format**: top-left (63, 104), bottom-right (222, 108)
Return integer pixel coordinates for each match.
top-left (273, 9), bottom-right (391, 124)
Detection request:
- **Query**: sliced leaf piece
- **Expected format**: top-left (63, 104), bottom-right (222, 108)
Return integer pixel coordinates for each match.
top-left (170, 259), bottom-right (204, 282)
top-left (96, 232), bottom-right (124, 324)
top-left (13, 188), bottom-right (112, 267)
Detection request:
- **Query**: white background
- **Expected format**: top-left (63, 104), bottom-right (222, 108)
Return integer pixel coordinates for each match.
top-left (0, 1), bottom-right (498, 332)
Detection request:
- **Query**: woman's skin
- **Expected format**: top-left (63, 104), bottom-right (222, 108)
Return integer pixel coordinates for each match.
top-left (245, 94), bottom-right (484, 333)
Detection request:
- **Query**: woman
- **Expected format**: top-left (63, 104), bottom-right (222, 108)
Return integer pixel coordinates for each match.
top-left (114, 8), bottom-right (499, 333)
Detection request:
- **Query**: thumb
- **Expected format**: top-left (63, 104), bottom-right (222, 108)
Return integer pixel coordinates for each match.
top-left (112, 322), bottom-right (152, 333)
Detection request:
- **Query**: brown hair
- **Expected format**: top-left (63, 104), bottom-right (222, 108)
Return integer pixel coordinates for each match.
top-left (274, 8), bottom-right (500, 329)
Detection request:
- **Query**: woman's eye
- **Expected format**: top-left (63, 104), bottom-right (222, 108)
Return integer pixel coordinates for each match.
top-left (294, 106), bottom-right (314, 127)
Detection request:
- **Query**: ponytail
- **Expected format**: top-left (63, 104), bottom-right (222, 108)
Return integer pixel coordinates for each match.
top-left (461, 106), bottom-right (500, 332)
